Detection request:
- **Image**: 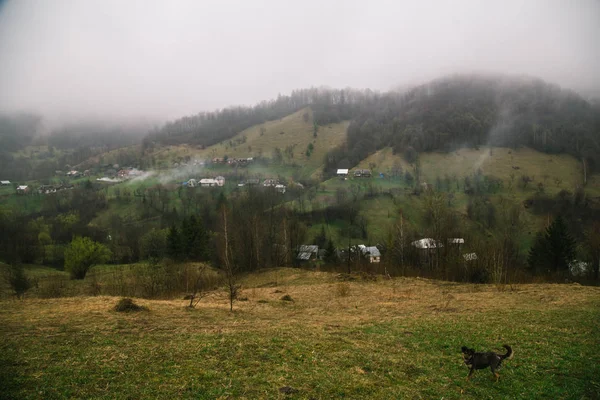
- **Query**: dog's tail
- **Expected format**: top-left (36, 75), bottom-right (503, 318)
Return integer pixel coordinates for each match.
top-left (501, 345), bottom-right (513, 360)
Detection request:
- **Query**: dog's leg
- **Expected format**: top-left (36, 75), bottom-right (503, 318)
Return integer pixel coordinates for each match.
top-left (466, 368), bottom-right (474, 381)
top-left (491, 364), bottom-right (500, 382)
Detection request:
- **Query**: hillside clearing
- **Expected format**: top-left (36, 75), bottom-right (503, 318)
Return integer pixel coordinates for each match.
top-left (149, 108), bottom-right (349, 179)
top-left (358, 146), bottom-right (585, 195)
top-left (1, 269), bottom-right (598, 399)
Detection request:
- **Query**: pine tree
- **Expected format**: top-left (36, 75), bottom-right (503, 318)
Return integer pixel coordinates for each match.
top-left (544, 215), bottom-right (576, 274)
top-left (528, 215), bottom-right (576, 276)
top-left (527, 232), bottom-right (548, 274)
top-left (166, 225), bottom-right (182, 260)
top-left (324, 239), bottom-right (337, 264)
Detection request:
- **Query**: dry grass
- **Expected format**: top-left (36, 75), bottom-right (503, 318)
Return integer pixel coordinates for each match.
top-left (1, 269), bottom-right (599, 399)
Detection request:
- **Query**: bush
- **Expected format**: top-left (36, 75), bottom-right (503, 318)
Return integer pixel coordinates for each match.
top-left (4, 264), bottom-right (32, 299)
top-left (280, 294), bottom-right (294, 302)
top-left (113, 298), bottom-right (148, 312)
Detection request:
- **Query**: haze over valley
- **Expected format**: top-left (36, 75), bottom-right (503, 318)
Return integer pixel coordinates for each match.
top-left (1, 1), bottom-right (599, 399)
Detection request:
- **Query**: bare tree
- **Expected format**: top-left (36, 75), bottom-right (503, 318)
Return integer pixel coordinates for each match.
top-left (217, 203), bottom-right (239, 311)
top-left (184, 265), bottom-right (209, 308)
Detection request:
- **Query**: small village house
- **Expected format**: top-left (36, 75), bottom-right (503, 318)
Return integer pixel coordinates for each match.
top-left (0, 180), bottom-right (10, 186)
top-left (354, 169), bottom-right (372, 178)
top-left (16, 185), bottom-right (30, 194)
top-left (275, 184), bottom-right (286, 194)
top-left (337, 169), bottom-right (349, 179)
top-left (297, 245), bottom-right (319, 261)
top-left (200, 178), bottom-right (218, 187)
top-left (358, 245), bottom-right (381, 263)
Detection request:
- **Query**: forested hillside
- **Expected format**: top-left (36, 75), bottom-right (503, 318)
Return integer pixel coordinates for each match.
top-left (332, 74), bottom-right (600, 175)
top-left (146, 74), bottom-right (600, 177)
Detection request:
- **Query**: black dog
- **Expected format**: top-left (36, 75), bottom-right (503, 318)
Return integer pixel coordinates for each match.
top-left (461, 344), bottom-right (513, 381)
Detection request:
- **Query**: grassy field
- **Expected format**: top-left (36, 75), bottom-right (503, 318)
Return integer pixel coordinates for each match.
top-left (358, 146), bottom-right (586, 196)
top-left (1, 268), bottom-right (598, 399)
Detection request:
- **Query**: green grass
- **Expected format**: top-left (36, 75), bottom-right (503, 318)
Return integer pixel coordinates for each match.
top-left (359, 146), bottom-right (587, 198)
top-left (1, 271), bottom-right (598, 399)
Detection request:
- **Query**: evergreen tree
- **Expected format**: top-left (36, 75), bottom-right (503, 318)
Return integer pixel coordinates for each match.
top-left (527, 232), bottom-right (548, 274)
top-left (545, 215), bottom-right (576, 274)
top-left (188, 215), bottom-right (211, 261)
top-left (528, 216), bottom-right (576, 276)
top-left (166, 225), bottom-right (183, 260)
top-left (324, 239), bottom-right (337, 264)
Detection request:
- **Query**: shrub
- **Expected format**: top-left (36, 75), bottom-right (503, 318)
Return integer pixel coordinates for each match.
top-left (4, 264), bottom-right (32, 299)
top-left (113, 298), bottom-right (148, 312)
top-left (280, 294), bottom-right (294, 302)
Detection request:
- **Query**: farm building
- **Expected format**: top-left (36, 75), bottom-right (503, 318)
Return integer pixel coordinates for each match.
top-left (0, 180), bottom-right (10, 186)
top-left (200, 178), bottom-right (218, 187)
top-left (337, 169), bottom-right (349, 179)
top-left (297, 245), bottom-right (319, 261)
top-left (354, 169), bottom-right (372, 178)
top-left (358, 245), bottom-right (381, 263)
top-left (275, 184), bottom-right (286, 194)
top-left (16, 185), bottom-right (30, 194)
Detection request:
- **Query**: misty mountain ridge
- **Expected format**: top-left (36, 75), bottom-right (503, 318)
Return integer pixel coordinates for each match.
top-left (149, 73), bottom-right (600, 172)
top-left (1, 73), bottom-right (599, 174)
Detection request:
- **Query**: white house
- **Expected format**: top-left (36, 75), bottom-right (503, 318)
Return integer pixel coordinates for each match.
top-left (358, 245), bottom-right (381, 263)
top-left (0, 180), bottom-right (10, 186)
top-left (215, 176), bottom-right (225, 187)
top-left (200, 178), bottom-right (218, 187)
top-left (411, 238), bottom-right (443, 249)
top-left (275, 184), bottom-right (286, 194)
top-left (16, 185), bottom-right (29, 194)
top-left (337, 169), bottom-right (349, 179)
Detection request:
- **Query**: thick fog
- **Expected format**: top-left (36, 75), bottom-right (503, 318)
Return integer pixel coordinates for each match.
top-left (0, 0), bottom-right (598, 123)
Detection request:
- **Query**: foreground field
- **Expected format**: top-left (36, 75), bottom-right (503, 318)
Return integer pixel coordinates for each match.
top-left (1, 269), bottom-right (599, 399)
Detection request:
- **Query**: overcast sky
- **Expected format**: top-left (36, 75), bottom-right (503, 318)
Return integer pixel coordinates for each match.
top-left (0, 0), bottom-right (598, 123)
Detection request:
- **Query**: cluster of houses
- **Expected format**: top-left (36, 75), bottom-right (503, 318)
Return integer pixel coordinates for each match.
top-left (297, 244), bottom-right (382, 263)
top-left (212, 157), bottom-right (254, 166)
top-left (95, 167), bottom-right (146, 184)
top-left (5, 182), bottom-right (74, 195)
top-left (336, 168), bottom-right (372, 179)
top-left (117, 168), bottom-right (144, 179)
top-left (237, 178), bottom-right (286, 193)
top-left (37, 184), bottom-right (74, 195)
top-left (296, 238), bottom-right (476, 265)
top-left (184, 176), bottom-right (225, 188)
top-left (411, 237), bottom-right (477, 262)
top-left (3, 180), bottom-right (34, 195)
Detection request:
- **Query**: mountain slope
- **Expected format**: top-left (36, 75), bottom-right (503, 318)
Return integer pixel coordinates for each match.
top-left (341, 74), bottom-right (600, 173)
